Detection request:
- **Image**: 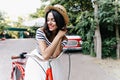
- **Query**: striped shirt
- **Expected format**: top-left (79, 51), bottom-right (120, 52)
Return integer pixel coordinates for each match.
top-left (35, 29), bottom-right (67, 54)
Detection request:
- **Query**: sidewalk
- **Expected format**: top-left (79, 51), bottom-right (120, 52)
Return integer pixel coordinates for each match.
top-left (61, 53), bottom-right (118, 80)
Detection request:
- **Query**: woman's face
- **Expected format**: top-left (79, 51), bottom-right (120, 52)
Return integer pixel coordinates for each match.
top-left (47, 12), bottom-right (57, 32)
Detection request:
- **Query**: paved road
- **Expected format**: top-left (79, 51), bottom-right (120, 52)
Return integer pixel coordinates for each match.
top-left (0, 39), bottom-right (118, 80)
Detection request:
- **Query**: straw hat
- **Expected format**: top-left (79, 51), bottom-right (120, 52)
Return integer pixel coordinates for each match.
top-left (45, 4), bottom-right (69, 25)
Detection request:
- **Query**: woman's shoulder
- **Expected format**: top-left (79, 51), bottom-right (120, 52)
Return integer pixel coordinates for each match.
top-left (37, 27), bottom-right (45, 34)
top-left (36, 27), bottom-right (46, 36)
top-left (37, 27), bottom-right (44, 31)
top-left (36, 27), bottom-right (46, 38)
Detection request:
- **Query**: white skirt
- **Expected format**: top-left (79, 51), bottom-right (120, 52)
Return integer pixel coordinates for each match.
top-left (24, 49), bottom-right (67, 80)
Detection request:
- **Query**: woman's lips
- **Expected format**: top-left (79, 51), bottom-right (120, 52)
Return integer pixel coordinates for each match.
top-left (48, 25), bottom-right (54, 29)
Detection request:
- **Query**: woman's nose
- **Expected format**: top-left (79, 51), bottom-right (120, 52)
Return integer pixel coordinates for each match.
top-left (48, 20), bottom-right (52, 24)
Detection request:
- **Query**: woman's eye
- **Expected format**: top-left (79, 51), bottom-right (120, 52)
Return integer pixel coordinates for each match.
top-left (51, 18), bottom-right (55, 22)
top-left (47, 18), bottom-right (55, 22)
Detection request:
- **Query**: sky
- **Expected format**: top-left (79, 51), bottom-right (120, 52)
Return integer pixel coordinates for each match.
top-left (0, 0), bottom-right (42, 21)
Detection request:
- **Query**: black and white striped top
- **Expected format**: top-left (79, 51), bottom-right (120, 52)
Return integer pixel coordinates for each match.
top-left (35, 29), bottom-right (67, 53)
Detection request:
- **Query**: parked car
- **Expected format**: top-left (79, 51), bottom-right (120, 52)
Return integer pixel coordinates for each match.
top-left (63, 27), bottom-right (82, 51)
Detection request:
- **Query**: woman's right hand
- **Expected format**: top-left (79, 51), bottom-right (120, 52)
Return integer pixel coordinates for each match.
top-left (57, 29), bottom-right (67, 38)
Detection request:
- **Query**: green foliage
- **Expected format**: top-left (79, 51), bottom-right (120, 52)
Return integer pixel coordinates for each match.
top-left (74, 11), bottom-right (96, 56)
top-left (0, 12), bottom-right (4, 33)
top-left (102, 37), bottom-right (117, 59)
top-left (51, 0), bottom-right (93, 26)
top-left (0, 23), bottom-right (4, 32)
top-left (99, 0), bottom-right (116, 31)
top-left (99, 0), bottom-right (120, 58)
top-left (82, 41), bottom-right (91, 55)
top-left (99, 0), bottom-right (120, 27)
top-left (0, 12), bottom-right (8, 34)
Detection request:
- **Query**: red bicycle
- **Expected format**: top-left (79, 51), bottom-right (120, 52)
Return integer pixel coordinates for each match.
top-left (11, 52), bottom-right (27, 80)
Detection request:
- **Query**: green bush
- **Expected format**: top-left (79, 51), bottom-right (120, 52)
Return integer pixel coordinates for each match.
top-left (102, 38), bottom-right (117, 59)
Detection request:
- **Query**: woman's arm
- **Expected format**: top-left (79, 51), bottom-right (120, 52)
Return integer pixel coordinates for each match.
top-left (38, 30), bottom-right (67, 60)
top-left (52, 39), bottom-right (63, 58)
top-left (52, 36), bottom-right (68, 58)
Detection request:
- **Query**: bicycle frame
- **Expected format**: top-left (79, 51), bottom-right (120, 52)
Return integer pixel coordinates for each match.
top-left (11, 52), bottom-right (27, 80)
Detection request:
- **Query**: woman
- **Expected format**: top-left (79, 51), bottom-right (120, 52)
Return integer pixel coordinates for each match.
top-left (24, 4), bottom-right (69, 80)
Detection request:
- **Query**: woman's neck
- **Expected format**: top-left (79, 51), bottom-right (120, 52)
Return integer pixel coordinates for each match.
top-left (49, 30), bottom-right (57, 42)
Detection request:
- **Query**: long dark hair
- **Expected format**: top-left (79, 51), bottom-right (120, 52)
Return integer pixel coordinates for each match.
top-left (43, 10), bottom-right (66, 39)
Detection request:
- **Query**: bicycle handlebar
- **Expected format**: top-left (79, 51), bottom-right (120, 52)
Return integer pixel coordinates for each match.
top-left (11, 52), bottom-right (27, 59)
top-left (11, 56), bottom-right (21, 59)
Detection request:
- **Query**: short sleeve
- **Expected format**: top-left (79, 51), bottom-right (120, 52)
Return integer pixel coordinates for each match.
top-left (35, 29), bottom-right (45, 41)
top-left (61, 40), bottom-right (68, 47)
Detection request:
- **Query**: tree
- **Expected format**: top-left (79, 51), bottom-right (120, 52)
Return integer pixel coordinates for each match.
top-left (115, 0), bottom-right (120, 59)
top-left (98, 0), bottom-right (120, 59)
top-left (0, 11), bottom-right (7, 34)
top-left (51, 0), bottom-right (93, 26)
top-left (0, 11), bottom-right (5, 33)
top-left (92, 0), bottom-right (102, 59)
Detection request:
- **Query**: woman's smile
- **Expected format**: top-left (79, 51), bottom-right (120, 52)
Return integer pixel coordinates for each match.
top-left (48, 25), bottom-right (54, 30)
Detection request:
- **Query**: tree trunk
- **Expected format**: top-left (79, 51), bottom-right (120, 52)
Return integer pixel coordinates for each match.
top-left (93, 1), bottom-right (102, 59)
top-left (115, 0), bottom-right (120, 59)
top-left (116, 25), bottom-right (120, 59)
